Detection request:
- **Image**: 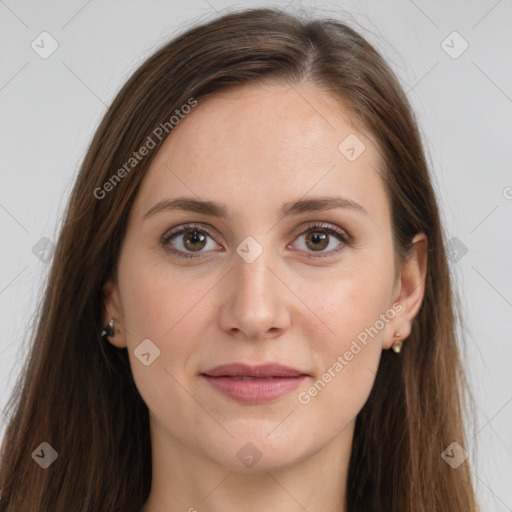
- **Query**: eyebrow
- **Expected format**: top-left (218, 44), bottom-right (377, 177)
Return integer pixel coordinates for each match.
top-left (143, 195), bottom-right (368, 220)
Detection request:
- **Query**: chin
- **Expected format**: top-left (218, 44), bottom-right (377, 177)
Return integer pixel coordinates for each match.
top-left (200, 432), bottom-right (310, 474)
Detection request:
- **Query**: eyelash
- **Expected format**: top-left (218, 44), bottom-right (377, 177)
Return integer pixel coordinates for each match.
top-left (161, 222), bottom-right (351, 260)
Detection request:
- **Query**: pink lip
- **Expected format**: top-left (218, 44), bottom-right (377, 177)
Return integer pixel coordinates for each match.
top-left (201, 363), bottom-right (309, 404)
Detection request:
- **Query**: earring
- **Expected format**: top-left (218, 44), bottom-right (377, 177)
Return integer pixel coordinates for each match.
top-left (391, 331), bottom-right (403, 353)
top-left (101, 318), bottom-right (115, 338)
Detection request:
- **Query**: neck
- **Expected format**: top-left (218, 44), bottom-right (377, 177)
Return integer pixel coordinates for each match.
top-left (140, 417), bottom-right (354, 512)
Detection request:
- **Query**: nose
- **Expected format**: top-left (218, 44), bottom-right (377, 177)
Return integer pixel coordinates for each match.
top-left (218, 245), bottom-right (291, 340)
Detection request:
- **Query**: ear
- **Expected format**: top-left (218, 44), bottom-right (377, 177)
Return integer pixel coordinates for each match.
top-left (383, 232), bottom-right (428, 349)
top-left (102, 278), bottom-right (127, 348)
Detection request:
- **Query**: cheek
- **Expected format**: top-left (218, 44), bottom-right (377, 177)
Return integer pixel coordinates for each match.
top-left (120, 247), bottom-right (207, 340)
top-left (122, 274), bottom-right (171, 341)
top-left (301, 266), bottom-right (392, 409)
top-left (118, 251), bottom-right (224, 397)
top-left (119, 261), bottom-right (207, 422)
top-left (309, 263), bottom-right (393, 346)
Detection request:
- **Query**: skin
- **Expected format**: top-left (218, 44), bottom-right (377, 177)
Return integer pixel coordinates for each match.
top-left (103, 82), bottom-right (427, 512)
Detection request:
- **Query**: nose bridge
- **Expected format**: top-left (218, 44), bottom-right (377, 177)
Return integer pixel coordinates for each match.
top-left (233, 240), bottom-right (276, 307)
top-left (220, 236), bottom-right (288, 337)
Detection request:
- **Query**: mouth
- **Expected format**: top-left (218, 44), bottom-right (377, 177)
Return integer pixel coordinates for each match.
top-left (201, 362), bottom-right (309, 404)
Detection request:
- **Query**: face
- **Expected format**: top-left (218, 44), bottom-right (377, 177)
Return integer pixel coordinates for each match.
top-left (103, 82), bottom-right (419, 473)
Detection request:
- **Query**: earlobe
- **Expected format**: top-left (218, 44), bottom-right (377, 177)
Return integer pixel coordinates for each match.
top-left (101, 279), bottom-right (127, 348)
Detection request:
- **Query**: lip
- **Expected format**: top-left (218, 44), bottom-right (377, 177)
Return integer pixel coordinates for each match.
top-left (203, 362), bottom-right (307, 378)
top-left (201, 363), bottom-right (309, 404)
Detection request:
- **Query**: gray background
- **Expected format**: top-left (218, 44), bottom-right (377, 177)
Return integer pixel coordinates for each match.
top-left (1, 0), bottom-right (511, 509)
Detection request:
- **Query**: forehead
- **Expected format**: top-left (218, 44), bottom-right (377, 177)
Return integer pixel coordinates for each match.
top-left (131, 83), bottom-right (388, 223)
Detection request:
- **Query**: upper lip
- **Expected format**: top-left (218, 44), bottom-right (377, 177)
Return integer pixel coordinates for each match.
top-left (202, 363), bottom-right (308, 378)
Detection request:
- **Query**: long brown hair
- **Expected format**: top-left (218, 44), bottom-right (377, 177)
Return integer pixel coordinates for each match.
top-left (0, 7), bottom-right (478, 511)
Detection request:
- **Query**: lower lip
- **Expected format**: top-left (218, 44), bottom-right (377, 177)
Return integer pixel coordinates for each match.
top-left (202, 375), bottom-right (307, 404)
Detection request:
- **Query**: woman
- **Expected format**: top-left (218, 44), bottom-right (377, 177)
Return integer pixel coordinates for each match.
top-left (0, 7), bottom-right (478, 512)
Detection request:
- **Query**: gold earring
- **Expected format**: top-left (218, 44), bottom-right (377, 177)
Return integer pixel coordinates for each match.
top-left (392, 331), bottom-right (403, 353)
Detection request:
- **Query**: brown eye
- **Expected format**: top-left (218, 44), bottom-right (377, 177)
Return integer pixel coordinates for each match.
top-left (181, 230), bottom-right (207, 252)
top-left (162, 224), bottom-right (218, 259)
top-left (304, 230), bottom-right (329, 251)
top-left (291, 222), bottom-right (350, 258)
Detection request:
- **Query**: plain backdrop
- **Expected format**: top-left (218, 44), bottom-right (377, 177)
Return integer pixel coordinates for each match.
top-left (1, 0), bottom-right (511, 510)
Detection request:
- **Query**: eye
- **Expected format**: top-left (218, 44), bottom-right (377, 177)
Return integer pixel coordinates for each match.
top-left (161, 222), bottom-right (351, 260)
top-left (161, 223), bottom-right (219, 260)
top-left (289, 222), bottom-right (350, 259)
